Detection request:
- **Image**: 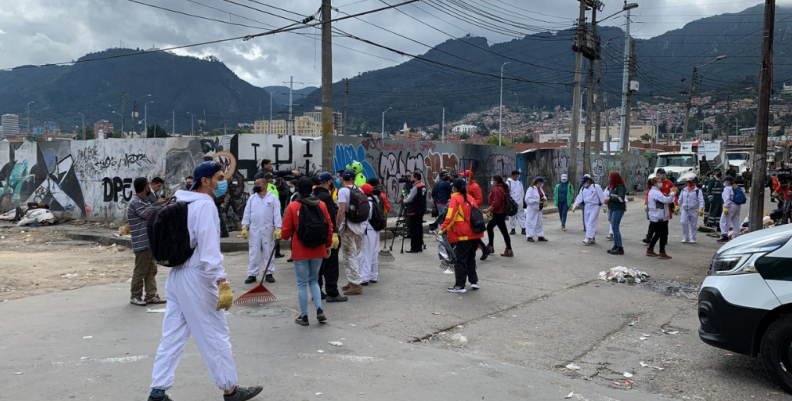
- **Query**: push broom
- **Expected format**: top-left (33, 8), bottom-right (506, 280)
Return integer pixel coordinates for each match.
top-left (233, 241), bottom-right (277, 305)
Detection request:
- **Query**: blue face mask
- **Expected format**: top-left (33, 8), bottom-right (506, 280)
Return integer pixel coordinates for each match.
top-left (561, 179), bottom-right (567, 183)
top-left (584, 183), bottom-right (590, 188)
top-left (335, 178), bottom-right (341, 188)
top-left (656, 183), bottom-right (663, 189)
top-left (213, 180), bottom-right (228, 197)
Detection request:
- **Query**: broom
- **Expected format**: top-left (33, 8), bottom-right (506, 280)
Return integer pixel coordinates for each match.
top-left (233, 242), bottom-right (277, 305)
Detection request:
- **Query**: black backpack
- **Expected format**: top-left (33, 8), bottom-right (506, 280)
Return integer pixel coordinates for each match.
top-left (345, 186), bottom-right (371, 224)
top-left (147, 198), bottom-right (195, 267)
top-left (368, 195), bottom-right (387, 232)
top-left (297, 200), bottom-right (330, 248)
top-left (502, 186), bottom-right (519, 217)
top-left (467, 201), bottom-right (487, 233)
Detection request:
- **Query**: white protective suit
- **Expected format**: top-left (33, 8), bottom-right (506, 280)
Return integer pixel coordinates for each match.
top-left (242, 191), bottom-right (282, 277)
top-left (574, 184), bottom-right (606, 240)
top-left (151, 190), bottom-right (237, 392)
top-left (720, 185), bottom-right (742, 238)
top-left (360, 196), bottom-right (380, 283)
top-left (507, 178), bottom-right (526, 230)
top-left (679, 186), bottom-right (705, 241)
top-left (523, 185), bottom-right (546, 238)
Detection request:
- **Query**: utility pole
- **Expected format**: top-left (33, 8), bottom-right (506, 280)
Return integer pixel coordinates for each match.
top-left (655, 106), bottom-right (660, 146)
top-left (131, 100), bottom-right (138, 137)
top-left (595, 58), bottom-right (602, 156)
top-left (749, 0), bottom-right (775, 232)
top-left (381, 107), bottom-right (391, 138)
top-left (499, 62), bottom-right (510, 146)
top-left (605, 94), bottom-right (611, 164)
top-left (224, 117), bottom-right (227, 136)
top-left (619, 4), bottom-right (639, 160)
top-left (121, 92), bottom-right (125, 136)
top-left (172, 110), bottom-right (175, 135)
top-left (569, 0), bottom-right (587, 177)
top-left (725, 95), bottom-right (731, 145)
top-left (321, 0), bottom-right (334, 171)
top-left (621, 39), bottom-right (636, 169)
top-left (343, 78), bottom-right (349, 136)
top-left (682, 65), bottom-right (698, 142)
top-left (583, 4), bottom-right (599, 174)
top-left (441, 107), bottom-right (446, 143)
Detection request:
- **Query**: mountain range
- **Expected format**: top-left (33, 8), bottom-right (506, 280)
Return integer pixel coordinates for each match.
top-left (0, 3), bottom-right (789, 136)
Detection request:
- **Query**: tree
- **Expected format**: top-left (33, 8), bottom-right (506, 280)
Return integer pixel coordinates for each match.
top-left (112, 130), bottom-right (124, 139)
top-left (147, 125), bottom-right (169, 138)
top-left (641, 134), bottom-right (652, 142)
top-left (78, 126), bottom-right (95, 140)
top-left (210, 129), bottom-right (223, 136)
top-left (476, 122), bottom-right (490, 136)
top-left (484, 135), bottom-right (511, 146)
top-left (460, 133), bottom-right (470, 140)
top-left (517, 135), bottom-right (534, 143)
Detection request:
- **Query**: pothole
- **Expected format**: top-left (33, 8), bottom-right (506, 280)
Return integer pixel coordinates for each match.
top-left (235, 306), bottom-right (298, 318)
top-left (637, 280), bottom-right (700, 299)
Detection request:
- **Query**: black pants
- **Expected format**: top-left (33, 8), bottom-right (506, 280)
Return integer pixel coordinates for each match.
top-left (486, 213), bottom-right (512, 250)
top-left (645, 222), bottom-right (655, 240)
top-left (453, 239), bottom-right (479, 289)
top-left (648, 220), bottom-right (669, 253)
top-left (408, 214), bottom-right (423, 251)
top-left (318, 246), bottom-right (340, 297)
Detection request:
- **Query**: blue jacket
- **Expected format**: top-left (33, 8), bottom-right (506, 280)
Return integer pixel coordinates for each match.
top-left (432, 180), bottom-right (452, 205)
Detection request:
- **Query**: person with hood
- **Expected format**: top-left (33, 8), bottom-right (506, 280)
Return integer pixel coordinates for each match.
top-left (281, 177), bottom-right (334, 326)
top-left (313, 172), bottom-right (345, 302)
top-left (360, 182), bottom-right (390, 284)
top-left (554, 174), bottom-right (574, 231)
top-left (707, 169), bottom-right (725, 230)
top-left (646, 177), bottom-right (676, 259)
top-left (679, 177), bottom-right (705, 244)
top-left (605, 172), bottom-right (627, 255)
top-left (462, 169), bottom-right (490, 260)
top-left (347, 161), bottom-right (368, 187)
top-left (572, 176), bottom-right (605, 245)
top-left (403, 171), bottom-right (427, 253)
top-left (718, 176), bottom-right (742, 243)
top-left (524, 176), bottom-right (549, 242)
top-left (482, 175), bottom-right (513, 257)
top-left (148, 161), bottom-right (262, 401)
top-left (506, 170), bottom-right (526, 235)
top-left (241, 174), bottom-right (282, 284)
top-left (439, 178), bottom-right (484, 293)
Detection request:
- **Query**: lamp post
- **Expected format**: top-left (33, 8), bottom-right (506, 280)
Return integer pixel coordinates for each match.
top-left (144, 101), bottom-right (154, 137)
top-left (499, 62), bottom-right (510, 146)
top-left (381, 107), bottom-right (391, 138)
top-left (269, 90), bottom-right (280, 135)
top-left (187, 112), bottom-right (195, 136)
top-left (27, 101), bottom-right (35, 133)
top-left (77, 112), bottom-right (84, 139)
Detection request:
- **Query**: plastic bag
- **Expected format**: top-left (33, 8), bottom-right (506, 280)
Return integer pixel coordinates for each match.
top-left (437, 234), bottom-right (456, 264)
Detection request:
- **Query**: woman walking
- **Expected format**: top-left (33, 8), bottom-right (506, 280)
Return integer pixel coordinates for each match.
top-left (605, 172), bottom-right (627, 255)
top-left (483, 175), bottom-right (513, 256)
top-left (554, 174), bottom-right (574, 231)
top-left (524, 177), bottom-right (549, 242)
top-left (647, 177), bottom-right (676, 259)
top-left (572, 176), bottom-right (605, 245)
top-left (280, 177), bottom-right (335, 325)
top-left (679, 177), bottom-right (705, 244)
top-left (439, 179), bottom-right (485, 293)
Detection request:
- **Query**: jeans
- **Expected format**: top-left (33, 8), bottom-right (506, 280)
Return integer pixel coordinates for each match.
top-left (558, 202), bottom-right (569, 227)
top-left (453, 239), bottom-right (478, 289)
top-left (294, 258), bottom-right (323, 317)
top-left (486, 213), bottom-right (512, 250)
top-left (609, 210), bottom-right (625, 247)
top-left (648, 220), bottom-right (669, 253)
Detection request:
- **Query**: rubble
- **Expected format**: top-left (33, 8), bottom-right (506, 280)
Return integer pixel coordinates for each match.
top-left (598, 266), bottom-right (650, 284)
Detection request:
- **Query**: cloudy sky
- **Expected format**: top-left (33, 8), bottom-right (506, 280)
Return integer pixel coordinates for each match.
top-left (0, 0), bottom-right (783, 90)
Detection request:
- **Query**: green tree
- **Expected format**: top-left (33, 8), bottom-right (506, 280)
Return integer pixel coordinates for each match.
top-left (641, 134), bottom-right (652, 142)
top-left (210, 129), bottom-right (224, 136)
top-left (112, 130), bottom-right (124, 138)
top-left (147, 125), bottom-right (169, 138)
top-left (711, 128), bottom-right (722, 139)
top-left (78, 126), bottom-right (95, 140)
top-left (518, 135), bottom-right (534, 143)
top-left (476, 122), bottom-right (490, 137)
top-left (484, 135), bottom-right (512, 146)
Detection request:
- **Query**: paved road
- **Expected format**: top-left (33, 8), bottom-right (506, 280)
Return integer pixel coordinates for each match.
top-left (2, 192), bottom-right (788, 400)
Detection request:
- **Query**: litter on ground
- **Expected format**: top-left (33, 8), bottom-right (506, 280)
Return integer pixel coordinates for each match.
top-left (565, 391), bottom-right (574, 399)
top-left (146, 309), bottom-right (166, 313)
top-left (640, 361), bottom-right (665, 370)
top-left (566, 363), bottom-right (581, 370)
top-left (328, 341), bottom-right (343, 347)
top-left (599, 266), bottom-right (650, 283)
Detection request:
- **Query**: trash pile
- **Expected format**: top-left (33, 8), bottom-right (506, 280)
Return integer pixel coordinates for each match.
top-left (598, 266), bottom-right (650, 284)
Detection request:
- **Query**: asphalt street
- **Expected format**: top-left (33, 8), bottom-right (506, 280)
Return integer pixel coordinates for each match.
top-left (2, 191), bottom-right (789, 400)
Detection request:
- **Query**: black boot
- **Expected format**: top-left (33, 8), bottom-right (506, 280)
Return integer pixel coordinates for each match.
top-left (509, 229), bottom-right (516, 235)
top-left (717, 235), bottom-right (729, 243)
top-left (521, 228), bottom-right (526, 235)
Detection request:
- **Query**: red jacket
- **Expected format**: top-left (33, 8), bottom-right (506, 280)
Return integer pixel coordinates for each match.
top-left (281, 199), bottom-right (334, 260)
top-left (487, 184), bottom-right (507, 214)
top-left (440, 193), bottom-right (485, 243)
top-left (468, 180), bottom-right (484, 206)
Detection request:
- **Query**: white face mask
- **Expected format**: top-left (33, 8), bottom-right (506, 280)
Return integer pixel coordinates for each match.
top-left (289, 187), bottom-right (295, 193)
top-left (490, 181), bottom-right (495, 187)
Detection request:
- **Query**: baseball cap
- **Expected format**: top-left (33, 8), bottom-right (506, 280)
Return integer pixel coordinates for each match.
top-left (318, 172), bottom-right (334, 183)
top-left (342, 169), bottom-right (356, 180)
top-left (561, 174), bottom-right (568, 180)
top-left (534, 176), bottom-right (545, 183)
top-left (723, 175), bottom-right (734, 182)
top-left (657, 168), bottom-right (666, 174)
top-left (360, 184), bottom-right (373, 195)
top-left (192, 161), bottom-right (222, 184)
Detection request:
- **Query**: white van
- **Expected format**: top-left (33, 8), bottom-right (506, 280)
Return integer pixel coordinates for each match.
top-left (699, 224), bottom-right (792, 392)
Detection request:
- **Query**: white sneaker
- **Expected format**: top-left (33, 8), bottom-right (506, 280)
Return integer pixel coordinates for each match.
top-left (582, 239), bottom-right (590, 244)
top-left (447, 286), bottom-right (466, 293)
top-left (470, 283), bottom-right (480, 290)
top-left (689, 240), bottom-right (697, 244)
top-left (681, 239), bottom-right (688, 243)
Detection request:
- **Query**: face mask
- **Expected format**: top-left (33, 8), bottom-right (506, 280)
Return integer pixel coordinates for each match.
top-left (253, 186), bottom-right (262, 194)
top-left (213, 180), bottom-right (228, 197)
top-left (290, 187), bottom-right (295, 193)
top-left (561, 179), bottom-right (567, 183)
top-left (584, 183), bottom-right (590, 188)
top-left (687, 182), bottom-right (696, 188)
top-left (656, 183), bottom-right (663, 189)
top-left (490, 181), bottom-right (495, 187)
top-left (335, 178), bottom-right (341, 187)
top-left (658, 174), bottom-right (666, 180)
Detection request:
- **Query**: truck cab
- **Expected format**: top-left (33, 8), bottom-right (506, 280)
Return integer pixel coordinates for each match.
top-left (727, 150), bottom-right (752, 184)
top-left (650, 152), bottom-right (699, 187)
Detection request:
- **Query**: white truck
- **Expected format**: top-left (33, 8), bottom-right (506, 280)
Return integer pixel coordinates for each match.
top-left (726, 149), bottom-right (753, 184)
top-left (649, 140), bottom-right (729, 187)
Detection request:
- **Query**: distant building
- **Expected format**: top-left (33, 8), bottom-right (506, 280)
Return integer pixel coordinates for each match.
top-left (1, 114), bottom-right (19, 138)
top-left (303, 106), bottom-right (343, 134)
top-left (254, 116), bottom-right (323, 137)
top-left (94, 119), bottom-right (114, 139)
top-left (452, 124), bottom-right (476, 134)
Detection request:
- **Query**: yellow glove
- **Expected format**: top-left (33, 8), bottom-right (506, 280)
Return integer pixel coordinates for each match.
top-left (603, 207), bottom-right (608, 214)
top-left (571, 205), bottom-right (576, 213)
top-left (644, 204), bottom-right (648, 212)
top-left (542, 199), bottom-right (548, 208)
top-left (324, 247), bottom-right (332, 259)
top-left (273, 228), bottom-right (282, 241)
top-left (486, 212), bottom-right (493, 220)
top-left (698, 208), bottom-right (704, 217)
top-left (773, 192), bottom-right (778, 197)
top-left (241, 227), bottom-right (248, 240)
top-left (674, 206), bottom-right (680, 215)
top-left (723, 207), bottom-right (729, 216)
top-left (216, 282), bottom-right (233, 311)
top-left (331, 233), bottom-right (340, 249)
top-left (438, 227), bottom-right (447, 235)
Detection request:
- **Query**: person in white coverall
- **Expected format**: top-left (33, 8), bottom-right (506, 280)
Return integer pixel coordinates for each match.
top-left (148, 161), bottom-right (262, 401)
top-left (678, 177), bottom-right (705, 244)
top-left (572, 176), bottom-right (606, 245)
top-left (719, 175), bottom-right (742, 242)
top-left (241, 176), bottom-right (282, 284)
top-left (359, 183), bottom-right (384, 285)
top-left (523, 176), bottom-right (548, 242)
top-left (506, 170), bottom-right (526, 235)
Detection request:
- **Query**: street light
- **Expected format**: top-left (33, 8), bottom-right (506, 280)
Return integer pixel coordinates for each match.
top-left (187, 112), bottom-right (195, 136)
top-left (77, 112), bottom-right (84, 139)
top-left (27, 101), bottom-right (35, 133)
top-left (682, 55), bottom-right (727, 140)
top-left (144, 101), bottom-right (154, 137)
top-left (381, 107), bottom-right (391, 138)
top-left (499, 62), bottom-right (510, 146)
top-left (269, 90), bottom-right (280, 135)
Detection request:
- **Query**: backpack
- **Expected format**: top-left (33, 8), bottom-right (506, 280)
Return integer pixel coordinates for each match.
top-left (147, 198), bottom-right (195, 267)
top-left (467, 201), bottom-right (487, 233)
top-left (732, 187), bottom-right (747, 205)
top-left (297, 200), bottom-right (330, 248)
top-left (345, 186), bottom-right (371, 224)
top-left (368, 195), bottom-right (387, 232)
top-left (503, 192), bottom-right (518, 216)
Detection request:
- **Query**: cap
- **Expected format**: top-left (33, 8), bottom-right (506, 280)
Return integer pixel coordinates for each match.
top-left (561, 174), bottom-right (568, 180)
top-left (657, 168), bottom-right (666, 174)
top-left (713, 168), bottom-right (722, 173)
top-left (367, 177), bottom-right (380, 187)
top-left (723, 175), bottom-right (734, 182)
top-left (318, 172), bottom-right (334, 183)
top-left (534, 176), bottom-right (545, 183)
top-left (296, 177), bottom-right (314, 195)
top-left (192, 161), bottom-right (222, 184)
top-left (464, 169), bottom-right (473, 178)
top-left (583, 173), bottom-right (591, 179)
top-left (342, 169), bottom-right (356, 180)
top-left (360, 184), bottom-right (373, 195)
top-left (688, 177), bottom-right (697, 183)
top-left (581, 176), bottom-right (592, 185)
top-left (511, 169), bottom-right (521, 176)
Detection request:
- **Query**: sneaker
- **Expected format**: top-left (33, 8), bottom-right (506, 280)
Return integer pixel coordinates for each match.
top-left (369, 280), bottom-right (378, 284)
top-left (537, 237), bottom-right (548, 242)
top-left (286, 258), bottom-right (294, 262)
top-left (526, 237), bottom-right (535, 242)
top-left (275, 253), bottom-right (285, 259)
top-left (501, 249), bottom-right (514, 257)
top-left (606, 234), bottom-right (614, 241)
top-left (321, 292), bottom-right (327, 300)
top-left (341, 283), bottom-right (352, 291)
top-left (717, 235), bottom-right (730, 243)
top-left (265, 274), bottom-right (275, 283)
top-left (642, 237), bottom-right (650, 244)
top-left (590, 239), bottom-right (596, 245)
top-left (326, 294), bottom-right (349, 302)
top-left (521, 228), bottom-right (526, 235)
top-left (147, 294), bottom-right (166, 304)
top-left (447, 286), bottom-right (466, 293)
top-left (689, 240), bottom-right (697, 244)
top-left (316, 308), bottom-right (327, 323)
top-left (224, 385), bottom-right (263, 401)
top-left (561, 226), bottom-right (566, 231)
top-left (295, 315), bottom-right (309, 326)
top-left (582, 239), bottom-right (591, 245)
top-left (681, 239), bottom-right (688, 244)
top-left (130, 297), bottom-right (147, 306)
top-left (148, 394), bottom-right (174, 401)
top-left (244, 276), bottom-right (257, 284)
top-left (343, 284), bottom-right (363, 296)
top-left (470, 283), bottom-right (480, 290)
top-left (509, 229), bottom-right (516, 235)
top-left (361, 281), bottom-right (369, 286)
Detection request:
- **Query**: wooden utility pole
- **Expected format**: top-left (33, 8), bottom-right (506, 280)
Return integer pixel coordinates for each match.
top-left (121, 92), bottom-right (126, 136)
top-left (595, 58), bottom-right (602, 156)
top-left (682, 65), bottom-right (698, 142)
top-left (321, 0), bottom-right (334, 172)
top-left (224, 117), bottom-right (227, 136)
top-left (583, 5), bottom-right (598, 173)
top-left (749, 0), bottom-right (775, 232)
top-left (343, 78), bottom-right (349, 136)
top-left (725, 95), bottom-right (731, 145)
top-left (621, 39), bottom-right (636, 169)
top-left (569, 0), bottom-right (587, 178)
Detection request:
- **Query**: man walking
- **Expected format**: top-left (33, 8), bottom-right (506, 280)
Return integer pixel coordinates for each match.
top-left (404, 172), bottom-right (428, 253)
top-left (148, 161), bottom-right (262, 401)
top-left (241, 175), bottom-right (282, 284)
top-left (128, 177), bottom-right (165, 306)
top-left (430, 171), bottom-right (452, 234)
top-left (337, 169), bottom-right (366, 296)
top-left (506, 170), bottom-right (526, 235)
top-left (313, 172), bottom-right (346, 302)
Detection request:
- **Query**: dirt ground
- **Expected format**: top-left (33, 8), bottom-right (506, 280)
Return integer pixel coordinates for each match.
top-left (0, 226), bottom-right (134, 301)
